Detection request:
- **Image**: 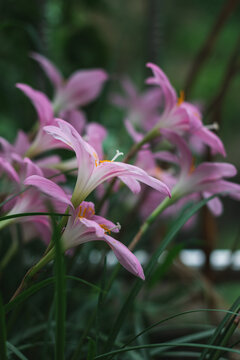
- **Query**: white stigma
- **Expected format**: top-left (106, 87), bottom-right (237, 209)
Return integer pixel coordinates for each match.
top-left (111, 150), bottom-right (124, 162)
top-left (205, 122), bottom-right (219, 131)
top-left (110, 222), bottom-right (121, 232)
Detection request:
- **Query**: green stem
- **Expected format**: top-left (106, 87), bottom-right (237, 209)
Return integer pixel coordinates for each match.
top-left (10, 248), bottom-right (55, 301)
top-left (129, 194), bottom-right (177, 250)
top-left (0, 238), bottom-right (18, 271)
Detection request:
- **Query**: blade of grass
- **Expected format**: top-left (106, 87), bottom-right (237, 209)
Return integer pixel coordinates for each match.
top-left (87, 338), bottom-right (97, 360)
top-left (52, 215), bottom-right (66, 360)
top-left (0, 212), bottom-right (70, 222)
top-left (0, 294), bottom-right (7, 360)
top-left (96, 342), bottom-right (240, 359)
top-left (104, 194), bottom-right (219, 352)
top-left (200, 296), bottom-right (240, 359)
top-left (124, 309), bottom-right (239, 348)
top-left (6, 341), bottom-right (28, 360)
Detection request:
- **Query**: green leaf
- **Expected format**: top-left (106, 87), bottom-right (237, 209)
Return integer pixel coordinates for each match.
top-left (52, 216), bottom-right (66, 360)
top-left (0, 294), bottom-right (7, 360)
top-left (87, 338), bottom-right (97, 360)
top-left (5, 276), bottom-right (102, 314)
top-left (95, 342), bottom-right (240, 359)
top-left (200, 296), bottom-right (240, 359)
top-left (104, 194), bottom-right (219, 352)
top-left (7, 341), bottom-right (28, 360)
top-left (148, 243), bottom-right (183, 288)
top-left (123, 308), bottom-right (239, 350)
top-left (0, 212), bottom-right (70, 222)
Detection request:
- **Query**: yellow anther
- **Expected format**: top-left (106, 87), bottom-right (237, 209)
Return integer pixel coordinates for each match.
top-left (99, 224), bottom-right (111, 234)
top-left (177, 90), bottom-right (185, 106)
top-left (78, 205), bottom-right (95, 218)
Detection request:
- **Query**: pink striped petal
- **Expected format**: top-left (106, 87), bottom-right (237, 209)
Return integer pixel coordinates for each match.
top-left (24, 175), bottom-right (73, 208)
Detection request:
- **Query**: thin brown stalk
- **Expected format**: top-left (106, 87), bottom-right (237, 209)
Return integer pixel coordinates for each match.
top-left (184, 0), bottom-right (239, 97)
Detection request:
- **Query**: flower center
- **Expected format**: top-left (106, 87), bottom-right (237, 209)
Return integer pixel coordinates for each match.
top-left (177, 90), bottom-right (185, 106)
top-left (99, 222), bottom-right (121, 234)
top-left (95, 150), bottom-right (124, 167)
top-left (78, 204), bottom-right (95, 218)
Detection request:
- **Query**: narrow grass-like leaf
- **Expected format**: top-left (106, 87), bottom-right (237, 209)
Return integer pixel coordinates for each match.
top-left (87, 338), bottom-right (97, 360)
top-left (96, 342), bottom-right (240, 359)
top-left (148, 243), bottom-right (183, 288)
top-left (5, 276), bottom-right (102, 314)
top-left (0, 212), bottom-right (70, 222)
top-left (6, 341), bottom-right (28, 360)
top-left (0, 294), bottom-right (7, 360)
top-left (105, 194), bottom-right (218, 351)
top-left (122, 309), bottom-right (239, 350)
top-left (200, 296), bottom-right (240, 359)
top-left (52, 216), bottom-right (66, 360)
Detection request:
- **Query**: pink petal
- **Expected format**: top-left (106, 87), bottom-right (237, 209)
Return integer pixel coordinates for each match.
top-left (193, 163), bottom-right (237, 184)
top-left (54, 69), bottom-right (108, 110)
top-left (0, 157), bottom-right (20, 183)
top-left (24, 175), bottom-right (73, 208)
top-left (203, 192), bottom-right (223, 216)
top-left (104, 235), bottom-right (145, 279)
top-left (16, 84), bottom-right (54, 126)
top-left (31, 52), bottom-right (63, 89)
top-left (59, 109), bottom-right (86, 135)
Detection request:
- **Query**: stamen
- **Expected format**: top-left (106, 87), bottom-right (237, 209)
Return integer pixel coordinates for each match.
top-left (205, 122), bottom-right (219, 131)
top-left (97, 150), bottom-right (124, 166)
top-left (78, 205), bottom-right (95, 218)
top-left (111, 150), bottom-right (124, 162)
top-left (99, 222), bottom-right (121, 234)
top-left (110, 222), bottom-right (121, 232)
top-left (177, 90), bottom-right (185, 106)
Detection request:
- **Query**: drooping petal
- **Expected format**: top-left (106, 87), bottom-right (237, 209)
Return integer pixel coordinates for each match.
top-left (31, 52), bottom-right (63, 89)
top-left (104, 234), bottom-right (145, 279)
top-left (24, 175), bottom-right (73, 208)
top-left (203, 192), bottom-right (223, 216)
top-left (193, 126), bottom-right (226, 157)
top-left (16, 84), bottom-right (54, 126)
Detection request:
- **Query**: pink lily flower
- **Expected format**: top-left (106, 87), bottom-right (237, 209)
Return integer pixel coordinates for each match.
top-left (146, 63), bottom-right (226, 156)
top-left (111, 78), bottom-right (162, 129)
top-left (23, 175), bottom-right (145, 279)
top-left (40, 119), bottom-right (171, 207)
top-left (163, 132), bottom-right (240, 215)
top-left (31, 52), bottom-right (108, 114)
top-left (0, 157), bottom-right (53, 242)
top-left (16, 83), bottom-right (67, 158)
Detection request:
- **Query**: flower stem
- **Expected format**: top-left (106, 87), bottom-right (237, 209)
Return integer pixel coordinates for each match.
top-left (10, 248), bottom-right (55, 302)
top-left (129, 194), bottom-right (176, 251)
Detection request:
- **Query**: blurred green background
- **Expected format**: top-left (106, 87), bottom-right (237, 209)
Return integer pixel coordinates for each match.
top-left (0, 0), bottom-right (240, 304)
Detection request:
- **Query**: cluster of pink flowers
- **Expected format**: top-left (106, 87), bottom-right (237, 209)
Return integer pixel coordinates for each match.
top-left (1, 54), bottom-right (240, 280)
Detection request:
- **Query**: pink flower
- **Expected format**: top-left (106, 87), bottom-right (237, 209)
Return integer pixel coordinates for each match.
top-left (31, 52), bottom-right (108, 113)
top-left (16, 84), bottom-right (66, 157)
top-left (163, 132), bottom-right (240, 215)
top-left (146, 63), bottom-right (225, 156)
top-left (63, 201), bottom-right (145, 279)
top-left (0, 157), bottom-right (54, 243)
top-left (23, 175), bottom-right (145, 279)
top-left (41, 119), bottom-right (171, 207)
